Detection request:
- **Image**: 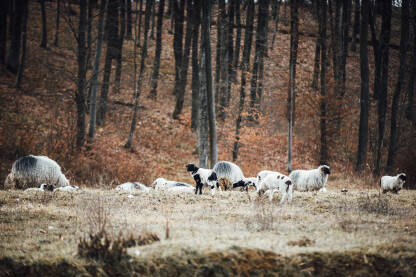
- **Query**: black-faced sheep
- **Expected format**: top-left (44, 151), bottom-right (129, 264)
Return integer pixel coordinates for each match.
top-left (256, 172), bottom-right (293, 203)
top-left (186, 164), bottom-right (215, 195)
top-left (289, 165), bottom-right (330, 192)
top-left (24, 183), bottom-right (56, 192)
top-left (231, 177), bottom-right (258, 191)
top-left (380, 173), bottom-right (406, 194)
top-left (4, 155), bottom-right (69, 189)
top-left (208, 161), bottom-right (245, 193)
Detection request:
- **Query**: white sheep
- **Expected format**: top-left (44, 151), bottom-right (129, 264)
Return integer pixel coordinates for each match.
top-left (380, 173), bottom-right (406, 194)
top-left (289, 165), bottom-right (331, 192)
top-left (24, 183), bottom-right (56, 192)
top-left (54, 185), bottom-right (81, 192)
top-left (256, 171), bottom-right (293, 203)
top-left (4, 155), bottom-right (69, 189)
top-left (152, 177), bottom-right (194, 190)
top-left (257, 170), bottom-right (275, 184)
top-left (186, 164), bottom-right (215, 194)
top-left (166, 186), bottom-right (196, 194)
top-left (115, 182), bottom-right (150, 192)
top-left (208, 161), bottom-right (245, 194)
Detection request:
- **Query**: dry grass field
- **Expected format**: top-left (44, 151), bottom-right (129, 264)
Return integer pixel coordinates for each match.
top-left (1, 177), bottom-right (416, 276)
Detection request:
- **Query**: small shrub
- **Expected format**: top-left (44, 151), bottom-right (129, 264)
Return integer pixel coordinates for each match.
top-left (287, 237), bottom-right (315, 247)
top-left (357, 194), bottom-right (391, 215)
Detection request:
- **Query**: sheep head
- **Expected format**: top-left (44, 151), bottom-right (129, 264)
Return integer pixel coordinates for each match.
top-left (186, 164), bottom-right (199, 173)
top-left (320, 165), bottom-right (331, 175)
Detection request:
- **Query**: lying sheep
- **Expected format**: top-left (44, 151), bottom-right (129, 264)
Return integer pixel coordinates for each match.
top-left (380, 173), bottom-right (406, 194)
top-left (115, 182), bottom-right (150, 192)
top-left (54, 185), bottom-right (81, 192)
top-left (166, 186), bottom-right (195, 194)
top-left (256, 171), bottom-right (293, 203)
top-left (186, 164), bottom-right (215, 195)
top-left (208, 161), bottom-right (245, 193)
top-left (289, 165), bottom-right (330, 192)
top-left (152, 177), bottom-right (194, 190)
top-left (24, 184), bottom-right (55, 192)
top-left (4, 155), bottom-right (69, 189)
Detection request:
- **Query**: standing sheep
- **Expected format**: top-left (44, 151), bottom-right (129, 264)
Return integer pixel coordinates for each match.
top-left (289, 165), bottom-right (330, 192)
top-left (208, 161), bottom-right (245, 193)
top-left (380, 173), bottom-right (406, 193)
top-left (4, 155), bottom-right (69, 189)
top-left (186, 164), bottom-right (216, 195)
top-left (257, 171), bottom-right (293, 203)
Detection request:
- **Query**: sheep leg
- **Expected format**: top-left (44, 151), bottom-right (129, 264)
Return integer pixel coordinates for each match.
top-left (280, 191), bottom-right (287, 204)
top-left (268, 190), bottom-right (274, 201)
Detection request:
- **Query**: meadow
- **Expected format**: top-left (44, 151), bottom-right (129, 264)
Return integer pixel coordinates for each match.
top-left (1, 176), bottom-right (416, 276)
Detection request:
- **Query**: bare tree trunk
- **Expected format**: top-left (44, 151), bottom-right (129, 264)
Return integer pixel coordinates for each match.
top-left (0, 0), bottom-right (8, 64)
top-left (387, 0), bottom-right (409, 170)
top-left (218, 0), bottom-right (229, 121)
top-left (15, 0), bottom-right (29, 88)
top-left (149, 0), bottom-right (165, 99)
top-left (287, 0), bottom-right (299, 173)
top-left (369, 3), bottom-right (381, 100)
top-left (86, 0), bottom-right (93, 68)
top-left (150, 0), bottom-right (156, 40)
top-left (201, 0), bottom-right (217, 167)
top-left (126, 0), bottom-right (132, 40)
top-left (355, 0), bottom-right (369, 172)
top-left (233, 0), bottom-right (241, 68)
top-left (319, 0), bottom-right (328, 165)
top-left (137, 0), bottom-right (143, 45)
top-left (227, 0), bottom-right (235, 82)
top-left (88, 0), bottom-right (108, 140)
top-left (311, 0), bottom-right (321, 90)
top-left (215, 0), bottom-right (226, 106)
top-left (113, 0), bottom-right (127, 95)
top-left (125, 0), bottom-right (154, 148)
top-left (191, 0), bottom-right (201, 131)
top-left (6, 0), bottom-right (23, 74)
top-left (54, 0), bottom-right (61, 46)
top-left (198, 51), bottom-right (209, 168)
top-left (406, 4), bottom-right (416, 126)
top-left (97, 0), bottom-right (119, 126)
top-left (173, 0), bottom-right (193, 119)
top-left (76, 0), bottom-right (88, 149)
top-left (233, 0), bottom-right (254, 162)
top-left (374, 0), bottom-right (392, 175)
top-left (172, 0), bottom-right (185, 96)
top-left (270, 0), bottom-right (281, 50)
top-left (40, 0), bottom-right (47, 48)
top-left (350, 0), bottom-right (359, 52)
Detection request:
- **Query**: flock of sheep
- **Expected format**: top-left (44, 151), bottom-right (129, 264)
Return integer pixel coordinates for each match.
top-left (3, 155), bottom-right (407, 202)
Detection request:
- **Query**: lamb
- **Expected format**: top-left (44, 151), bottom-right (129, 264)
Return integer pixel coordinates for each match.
top-left (256, 172), bottom-right (293, 203)
top-left (186, 164), bottom-right (216, 194)
top-left (289, 165), bottom-right (331, 192)
top-left (24, 183), bottom-right (56, 192)
top-left (115, 182), bottom-right (150, 192)
top-left (380, 173), bottom-right (406, 194)
top-left (208, 161), bottom-right (245, 193)
top-left (257, 170), bottom-right (275, 184)
top-left (152, 177), bottom-right (194, 190)
top-left (4, 155), bottom-right (69, 190)
top-left (231, 177), bottom-right (258, 191)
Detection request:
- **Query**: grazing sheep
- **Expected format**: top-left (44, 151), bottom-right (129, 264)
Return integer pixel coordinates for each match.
top-left (380, 173), bottom-right (406, 194)
top-left (208, 161), bottom-right (245, 193)
top-left (4, 155), bottom-right (69, 189)
top-left (257, 172), bottom-right (293, 203)
top-left (24, 183), bottom-right (56, 192)
top-left (231, 177), bottom-right (258, 191)
top-left (289, 165), bottom-right (331, 192)
top-left (186, 164), bottom-right (216, 195)
top-left (115, 182), bottom-right (150, 192)
top-left (152, 177), bottom-right (194, 190)
top-left (54, 185), bottom-right (81, 192)
top-left (167, 186), bottom-right (195, 194)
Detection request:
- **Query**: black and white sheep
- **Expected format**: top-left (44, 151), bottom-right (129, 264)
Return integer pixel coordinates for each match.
top-left (152, 177), bottom-right (194, 190)
top-left (257, 170), bottom-right (275, 184)
top-left (208, 161), bottom-right (245, 193)
top-left (115, 182), bottom-right (150, 192)
top-left (186, 164), bottom-right (216, 195)
top-left (256, 171), bottom-right (293, 203)
top-left (4, 155), bottom-right (69, 189)
top-left (380, 173), bottom-right (406, 194)
top-left (289, 165), bottom-right (330, 192)
top-left (231, 177), bottom-right (258, 191)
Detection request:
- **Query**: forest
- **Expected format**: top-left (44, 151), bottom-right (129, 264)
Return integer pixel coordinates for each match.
top-left (1, 1), bottom-right (416, 275)
top-left (1, 0), bottom-right (415, 186)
